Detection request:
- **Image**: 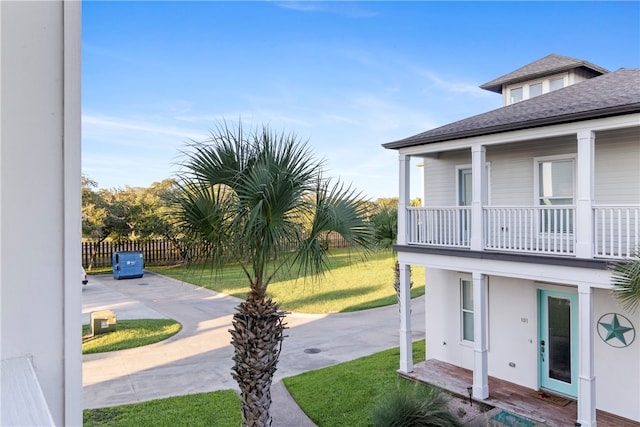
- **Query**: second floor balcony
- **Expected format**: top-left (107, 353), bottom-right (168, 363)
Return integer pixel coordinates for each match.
top-left (406, 204), bottom-right (639, 259)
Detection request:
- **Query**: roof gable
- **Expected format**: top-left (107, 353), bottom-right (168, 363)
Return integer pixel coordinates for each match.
top-left (480, 54), bottom-right (609, 94)
top-left (384, 68), bottom-right (640, 150)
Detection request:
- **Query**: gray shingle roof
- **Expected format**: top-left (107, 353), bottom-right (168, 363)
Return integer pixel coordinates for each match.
top-left (480, 54), bottom-right (609, 94)
top-left (383, 68), bottom-right (640, 150)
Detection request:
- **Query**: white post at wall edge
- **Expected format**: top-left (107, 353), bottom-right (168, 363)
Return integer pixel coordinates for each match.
top-left (472, 271), bottom-right (489, 399)
top-left (577, 285), bottom-right (597, 427)
top-left (575, 130), bottom-right (595, 259)
top-left (397, 154), bottom-right (411, 246)
top-left (399, 262), bottom-right (413, 373)
top-left (470, 145), bottom-right (486, 251)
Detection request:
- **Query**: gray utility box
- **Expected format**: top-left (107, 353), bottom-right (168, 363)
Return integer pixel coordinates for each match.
top-left (112, 251), bottom-right (144, 279)
top-left (90, 310), bottom-right (117, 335)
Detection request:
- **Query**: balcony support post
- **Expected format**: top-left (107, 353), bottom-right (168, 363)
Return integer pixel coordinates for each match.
top-left (577, 284), bottom-right (597, 427)
top-left (472, 271), bottom-right (489, 399)
top-left (470, 145), bottom-right (487, 251)
top-left (398, 262), bottom-right (413, 373)
top-left (398, 153), bottom-right (411, 246)
top-left (576, 130), bottom-right (595, 258)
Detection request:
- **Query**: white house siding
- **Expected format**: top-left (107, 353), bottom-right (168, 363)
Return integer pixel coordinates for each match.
top-left (594, 127), bottom-right (640, 205)
top-left (593, 288), bottom-right (639, 421)
top-left (422, 136), bottom-right (577, 207)
top-left (421, 130), bottom-right (639, 208)
top-left (0, 2), bottom-right (81, 425)
top-left (423, 150), bottom-right (469, 206)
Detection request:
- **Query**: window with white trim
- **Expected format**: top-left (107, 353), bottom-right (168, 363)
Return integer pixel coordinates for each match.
top-left (537, 158), bottom-right (574, 206)
top-left (535, 156), bottom-right (575, 234)
top-left (509, 87), bottom-right (523, 104)
top-left (505, 73), bottom-right (568, 105)
top-left (549, 77), bottom-right (565, 91)
top-left (529, 82), bottom-right (543, 98)
top-left (461, 279), bottom-right (474, 342)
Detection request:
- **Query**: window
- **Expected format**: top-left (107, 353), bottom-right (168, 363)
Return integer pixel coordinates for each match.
top-left (509, 87), bottom-right (523, 104)
top-left (529, 82), bottom-right (543, 98)
top-left (538, 159), bottom-right (574, 206)
top-left (536, 157), bottom-right (575, 234)
top-left (549, 77), bottom-right (564, 91)
top-left (461, 279), bottom-right (474, 342)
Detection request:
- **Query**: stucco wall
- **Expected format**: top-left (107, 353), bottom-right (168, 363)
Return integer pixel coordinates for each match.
top-left (424, 267), bottom-right (639, 421)
top-left (593, 287), bottom-right (640, 421)
top-left (0, 1), bottom-right (81, 425)
top-left (486, 276), bottom-right (538, 388)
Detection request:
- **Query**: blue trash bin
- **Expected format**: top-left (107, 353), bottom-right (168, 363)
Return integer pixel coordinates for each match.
top-left (112, 251), bottom-right (144, 279)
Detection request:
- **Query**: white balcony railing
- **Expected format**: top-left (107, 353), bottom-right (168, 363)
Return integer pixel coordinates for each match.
top-left (407, 206), bottom-right (471, 248)
top-left (406, 205), bottom-right (638, 259)
top-left (483, 206), bottom-right (575, 255)
top-left (593, 205), bottom-right (639, 259)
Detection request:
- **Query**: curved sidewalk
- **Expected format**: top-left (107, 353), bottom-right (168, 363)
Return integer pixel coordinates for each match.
top-left (82, 272), bottom-right (425, 425)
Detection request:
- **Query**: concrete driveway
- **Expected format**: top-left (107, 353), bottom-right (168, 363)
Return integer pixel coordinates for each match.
top-left (82, 271), bottom-right (425, 411)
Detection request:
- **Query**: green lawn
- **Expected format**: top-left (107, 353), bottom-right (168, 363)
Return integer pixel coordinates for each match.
top-left (284, 340), bottom-right (427, 426)
top-left (149, 249), bottom-right (424, 313)
top-left (82, 319), bottom-right (182, 354)
top-left (83, 341), bottom-right (426, 427)
top-left (83, 390), bottom-right (241, 427)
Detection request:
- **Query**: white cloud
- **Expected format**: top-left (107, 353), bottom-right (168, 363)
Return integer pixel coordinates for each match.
top-left (272, 1), bottom-right (379, 18)
top-left (83, 115), bottom-right (207, 141)
top-left (409, 66), bottom-right (493, 98)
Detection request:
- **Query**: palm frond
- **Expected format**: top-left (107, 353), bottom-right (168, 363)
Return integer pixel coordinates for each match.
top-left (294, 178), bottom-right (374, 278)
top-left (611, 250), bottom-right (640, 313)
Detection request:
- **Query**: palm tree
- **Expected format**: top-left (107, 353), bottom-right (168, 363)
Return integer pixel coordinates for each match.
top-left (611, 250), bottom-right (640, 313)
top-left (370, 203), bottom-right (401, 300)
top-left (172, 121), bottom-right (372, 427)
top-left (370, 203), bottom-right (412, 303)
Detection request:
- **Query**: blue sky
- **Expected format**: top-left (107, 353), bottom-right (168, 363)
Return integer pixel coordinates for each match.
top-left (82, 1), bottom-right (640, 199)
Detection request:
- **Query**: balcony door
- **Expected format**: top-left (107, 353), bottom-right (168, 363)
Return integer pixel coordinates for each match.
top-left (458, 168), bottom-right (472, 244)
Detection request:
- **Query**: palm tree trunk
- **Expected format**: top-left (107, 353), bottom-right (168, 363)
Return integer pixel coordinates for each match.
top-left (230, 290), bottom-right (287, 427)
top-left (393, 259), bottom-right (413, 306)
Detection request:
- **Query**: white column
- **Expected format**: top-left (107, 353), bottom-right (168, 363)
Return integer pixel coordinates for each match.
top-left (397, 154), bottom-right (411, 246)
top-left (577, 285), bottom-right (597, 427)
top-left (470, 145), bottom-right (487, 251)
top-left (399, 262), bottom-right (413, 373)
top-left (472, 271), bottom-right (489, 399)
top-left (575, 131), bottom-right (595, 258)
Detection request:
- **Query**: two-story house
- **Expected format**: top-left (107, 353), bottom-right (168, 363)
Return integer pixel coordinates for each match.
top-left (384, 54), bottom-right (639, 426)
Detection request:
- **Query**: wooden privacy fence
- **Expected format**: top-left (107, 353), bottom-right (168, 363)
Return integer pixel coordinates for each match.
top-left (82, 239), bottom-right (184, 269)
top-left (82, 232), bottom-right (351, 269)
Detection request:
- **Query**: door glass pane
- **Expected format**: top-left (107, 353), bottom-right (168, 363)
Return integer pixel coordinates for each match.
top-left (464, 172), bottom-right (472, 205)
top-left (459, 169), bottom-right (472, 206)
top-left (547, 296), bottom-right (571, 383)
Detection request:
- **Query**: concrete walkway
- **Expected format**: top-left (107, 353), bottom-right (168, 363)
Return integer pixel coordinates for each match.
top-left (82, 272), bottom-right (425, 426)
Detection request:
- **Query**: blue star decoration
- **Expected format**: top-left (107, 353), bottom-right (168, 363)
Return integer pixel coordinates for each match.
top-left (598, 314), bottom-right (634, 346)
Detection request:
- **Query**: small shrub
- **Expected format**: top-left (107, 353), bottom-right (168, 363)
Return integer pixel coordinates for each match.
top-left (371, 384), bottom-right (463, 427)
